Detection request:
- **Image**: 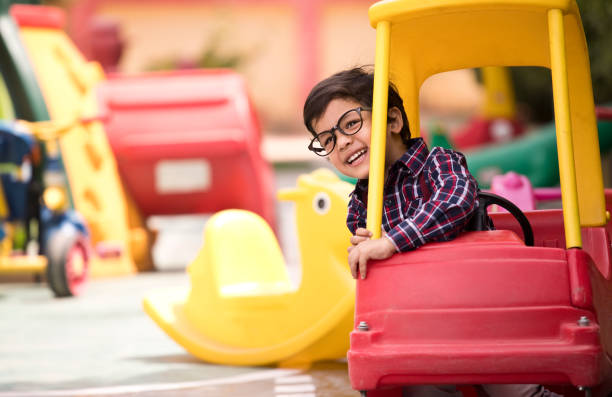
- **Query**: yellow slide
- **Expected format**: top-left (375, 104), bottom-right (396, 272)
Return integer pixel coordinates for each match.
top-left (144, 169), bottom-right (356, 366)
top-left (13, 5), bottom-right (152, 275)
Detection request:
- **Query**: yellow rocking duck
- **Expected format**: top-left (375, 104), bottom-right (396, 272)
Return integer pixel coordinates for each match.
top-left (143, 168), bottom-right (355, 366)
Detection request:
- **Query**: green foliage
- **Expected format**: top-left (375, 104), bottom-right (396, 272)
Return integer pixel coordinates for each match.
top-left (511, 1), bottom-right (612, 123)
top-left (147, 30), bottom-right (251, 72)
top-left (510, 67), bottom-right (553, 124)
top-left (577, 0), bottom-right (612, 104)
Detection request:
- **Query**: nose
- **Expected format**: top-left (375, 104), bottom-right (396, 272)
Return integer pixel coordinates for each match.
top-left (335, 130), bottom-right (353, 152)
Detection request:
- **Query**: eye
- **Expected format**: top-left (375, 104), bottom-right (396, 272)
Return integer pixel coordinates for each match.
top-left (312, 192), bottom-right (331, 215)
top-left (318, 132), bottom-right (334, 148)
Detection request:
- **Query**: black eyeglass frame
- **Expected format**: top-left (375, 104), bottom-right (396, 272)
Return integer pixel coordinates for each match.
top-left (308, 107), bottom-right (371, 157)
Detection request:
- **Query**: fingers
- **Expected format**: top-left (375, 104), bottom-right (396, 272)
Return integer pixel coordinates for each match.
top-left (348, 248), bottom-right (359, 279)
top-left (348, 238), bottom-right (397, 280)
top-left (348, 244), bottom-right (369, 280)
top-left (359, 253), bottom-right (368, 279)
top-left (348, 245), bottom-right (368, 279)
top-left (350, 235), bottom-right (369, 246)
top-left (351, 228), bottom-right (373, 246)
top-left (355, 228), bottom-right (372, 237)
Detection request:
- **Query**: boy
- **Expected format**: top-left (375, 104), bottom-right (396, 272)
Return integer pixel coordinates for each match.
top-left (304, 66), bottom-right (477, 280)
top-left (303, 67), bottom-right (561, 397)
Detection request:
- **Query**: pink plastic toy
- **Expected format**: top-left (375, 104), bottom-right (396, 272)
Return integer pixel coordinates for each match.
top-left (490, 171), bottom-right (536, 211)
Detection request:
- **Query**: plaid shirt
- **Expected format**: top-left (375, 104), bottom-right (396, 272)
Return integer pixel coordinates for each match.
top-left (347, 138), bottom-right (478, 252)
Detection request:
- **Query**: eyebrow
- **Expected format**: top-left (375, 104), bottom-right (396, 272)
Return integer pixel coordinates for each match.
top-left (315, 127), bottom-right (334, 136)
top-left (314, 107), bottom-right (355, 135)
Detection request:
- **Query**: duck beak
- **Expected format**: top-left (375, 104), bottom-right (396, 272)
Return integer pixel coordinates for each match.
top-left (277, 187), bottom-right (307, 202)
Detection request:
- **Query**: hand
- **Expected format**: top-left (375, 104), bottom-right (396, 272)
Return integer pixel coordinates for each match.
top-left (348, 237), bottom-right (397, 280)
top-left (350, 228), bottom-right (372, 246)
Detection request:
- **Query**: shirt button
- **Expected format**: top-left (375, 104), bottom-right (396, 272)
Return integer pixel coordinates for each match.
top-left (384, 199), bottom-right (393, 206)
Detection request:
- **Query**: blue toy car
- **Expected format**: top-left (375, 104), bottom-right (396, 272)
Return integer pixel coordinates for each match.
top-left (0, 121), bottom-right (90, 297)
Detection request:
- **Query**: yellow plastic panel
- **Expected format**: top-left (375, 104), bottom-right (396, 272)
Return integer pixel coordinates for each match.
top-left (367, 0), bottom-right (605, 232)
top-left (367, 21), bottom-right (391, 239)
top-left (207, 210), bottom-right (293, 298)
top-left (144, 169), bottom-right (355, 365)
top-left (0, 255), bottom-right (46, 274)
top-left (0, 76), bottom-right (15, 120)
top-left (481, 66), bottom-right (516, 119)
top-left (0, 180), bottom-right (8, 218)
top-left (17, 26), bottom-right (138, 277)
top-left (548, 8), bottom-right (580, 247)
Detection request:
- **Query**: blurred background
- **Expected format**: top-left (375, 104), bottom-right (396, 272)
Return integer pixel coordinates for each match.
top-left (35, 0), bottom-right (612, 134)
top-left (1, 0), bottom-right (611, 395)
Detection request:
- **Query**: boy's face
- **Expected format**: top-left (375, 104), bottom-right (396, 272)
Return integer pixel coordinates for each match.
top-left (312, 98), bottom-right (372, 179)
top-left (312, 98), bottom-right (405, 180)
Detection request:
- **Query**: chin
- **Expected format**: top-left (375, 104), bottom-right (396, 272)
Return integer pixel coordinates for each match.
top-left (346, 168), bottom-right (369, 180)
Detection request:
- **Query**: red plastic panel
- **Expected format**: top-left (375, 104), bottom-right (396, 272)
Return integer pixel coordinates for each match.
top-left (10, 4), bottom-right (65, 29)
top-left (596, 106), bottom-right (612, 121)
top-left (566, 248), bottom-right (593, 308)
top-left (590, 258), bottom-right (612, 394)
top-left (451, 117), bottom-right (524, 150)
top-left (490, 209), bottom-right (565, 248)
top-left (357, 231), bottom-right (569, 313)
top-left (492, 208), bottom-right (612, 280)
top-left (349, 231), bottom-right (601, 391)
top-left (581, 227), bottom-right (611, 280)
top-left (98, 70), bottom-right (275, 226)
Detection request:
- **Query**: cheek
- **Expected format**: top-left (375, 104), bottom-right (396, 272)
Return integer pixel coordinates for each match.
top-left (359, 117), bottom-right (372, 133)
top-left (328, 154), bottom-right (344, 168)
top-left (358, 126), bottom-right (372, 144)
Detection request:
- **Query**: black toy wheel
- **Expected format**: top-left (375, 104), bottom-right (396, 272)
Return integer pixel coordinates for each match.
top-left (471, 191), bottom-right (534, 246)
top-left (46, 225), bottom-right (90, 297)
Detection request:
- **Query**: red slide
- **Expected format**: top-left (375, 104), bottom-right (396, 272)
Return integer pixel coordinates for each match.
top-left (99, 69), bottom-right (276, 227)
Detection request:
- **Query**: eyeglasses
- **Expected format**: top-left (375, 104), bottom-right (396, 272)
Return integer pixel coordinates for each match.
top-left (308, 107), bottom-right (371, 157)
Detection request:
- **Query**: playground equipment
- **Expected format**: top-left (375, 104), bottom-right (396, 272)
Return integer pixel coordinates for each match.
top-left (0, 121), bottom-right (91, 297)
top-left (349, 0), bottom-right (610, 395)
top-left (0, 76), bottom-right (13, 120)
top-left (143, 168), bottom-right (355, 366)
top-left (489, 172), bottom-right (536, 211)
top-left (451, 66), bottom-right (525, 149)
top-left (3, 3), bottom-right (278, 276)
top-left (465, 118), bottom-right (612, 188)
top-left (0, 3), bottom-right (92, 296)
top-left (98, 69), bottom-right (276, 227)
top-left (9, 4), bottom-right (153, 275)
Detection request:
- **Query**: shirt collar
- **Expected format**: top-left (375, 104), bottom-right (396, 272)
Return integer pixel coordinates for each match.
top-left (395, 137), bottom-right (429, 175)
top-left (354, 137), bottom-right (429, 193)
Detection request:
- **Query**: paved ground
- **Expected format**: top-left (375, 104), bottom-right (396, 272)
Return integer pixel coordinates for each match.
top-left (0, 272), bottom-right (354, 396)
top-left (0, 161), bottom-right (358, 396)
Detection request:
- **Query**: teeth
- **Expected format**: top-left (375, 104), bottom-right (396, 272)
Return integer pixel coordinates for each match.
top-left (348, 149), bottom-right (366, 164)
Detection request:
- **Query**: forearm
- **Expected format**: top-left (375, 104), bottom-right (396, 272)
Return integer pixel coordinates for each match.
top-left (387, 195), bottom-right (477, 252)
top-left (346, 193), bottom-right (367, 234)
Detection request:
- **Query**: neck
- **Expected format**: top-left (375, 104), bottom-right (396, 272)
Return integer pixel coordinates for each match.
top-left (385, 138), bottom-right (410, 168)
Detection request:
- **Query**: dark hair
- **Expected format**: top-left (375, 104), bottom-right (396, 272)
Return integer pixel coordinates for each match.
top-left (303, 66), bottom-right (411, 148)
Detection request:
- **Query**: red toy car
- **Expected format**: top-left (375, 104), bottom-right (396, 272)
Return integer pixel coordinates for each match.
top-left (348, 1), bottom-right (611, 396)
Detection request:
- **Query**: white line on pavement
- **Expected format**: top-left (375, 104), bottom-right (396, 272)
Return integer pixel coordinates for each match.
top-left (274, 383), bottom-right (317, 393)
top-left (274, 375), bottom-right (314, 384)
top-left (276, 394), bottom-right (316, 397)
top-left (0, 368), bottom-right (302, 397)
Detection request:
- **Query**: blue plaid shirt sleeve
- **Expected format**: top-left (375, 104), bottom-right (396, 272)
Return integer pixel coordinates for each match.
top-left (347, 190), bottom-right (367, 235)
top-left (386, 148), bottom-right (478, 252)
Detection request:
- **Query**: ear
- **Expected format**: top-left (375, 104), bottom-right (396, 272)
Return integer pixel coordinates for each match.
top-left (387, 107), bottom-right (404, 135)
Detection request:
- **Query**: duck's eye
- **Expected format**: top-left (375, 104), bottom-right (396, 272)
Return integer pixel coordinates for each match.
top-left (313, 192), bottom-right (331, 215)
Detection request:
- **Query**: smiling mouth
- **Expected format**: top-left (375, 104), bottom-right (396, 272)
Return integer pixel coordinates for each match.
top-left (347, 148), bottom-right (367, 164)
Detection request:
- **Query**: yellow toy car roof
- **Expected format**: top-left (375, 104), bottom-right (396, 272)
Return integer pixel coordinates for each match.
top-left (366, 0), bottom-right (605, 248)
